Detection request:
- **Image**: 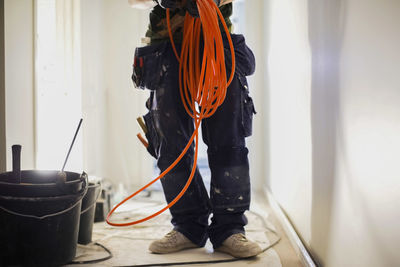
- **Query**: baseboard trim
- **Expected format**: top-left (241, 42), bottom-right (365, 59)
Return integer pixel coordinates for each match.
top-left (265, 190), bottom-right (316, 267)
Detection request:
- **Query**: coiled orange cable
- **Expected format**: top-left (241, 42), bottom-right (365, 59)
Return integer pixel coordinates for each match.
top-left (107, 0), bottom-right (235, 227)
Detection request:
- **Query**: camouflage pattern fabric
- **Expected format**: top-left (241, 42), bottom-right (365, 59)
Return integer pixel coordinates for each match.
top-left (146, 3), bottom-right (233, 44)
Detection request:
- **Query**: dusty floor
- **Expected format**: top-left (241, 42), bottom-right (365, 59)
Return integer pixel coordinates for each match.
top-left (66, 192), bottom-right (304, 267)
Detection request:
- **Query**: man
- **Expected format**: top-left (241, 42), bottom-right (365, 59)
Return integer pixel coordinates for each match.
top-left (129, 0), bottom-right (260, 258)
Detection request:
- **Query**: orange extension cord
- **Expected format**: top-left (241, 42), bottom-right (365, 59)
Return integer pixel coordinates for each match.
top-left (106, 0), bottom-right (235, 227)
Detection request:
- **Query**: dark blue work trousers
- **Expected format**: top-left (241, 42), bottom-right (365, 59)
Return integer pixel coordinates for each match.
top-left (132, 34), bottom-right (256, 248)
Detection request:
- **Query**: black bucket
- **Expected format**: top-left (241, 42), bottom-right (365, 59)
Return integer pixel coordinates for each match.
top-left (78, 181), bottom-right (101, 245)
top-left (0, 172), bottom-right (88, 266)
top-left (0, 170), bottom-right (86, 197)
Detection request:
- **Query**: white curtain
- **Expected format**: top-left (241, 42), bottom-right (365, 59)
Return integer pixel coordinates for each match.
top-left (55, 0), bottom-right (82, 171)
top-left (35, 0), bottom-right (82, 172)
top-left (36, 0), bottom-right (153, 192)
top-left (81, 0), bottom-right (153, 191)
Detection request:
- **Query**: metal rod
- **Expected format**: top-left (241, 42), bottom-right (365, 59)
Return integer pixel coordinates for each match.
top-left (61, 118), bottom-right (83, 172)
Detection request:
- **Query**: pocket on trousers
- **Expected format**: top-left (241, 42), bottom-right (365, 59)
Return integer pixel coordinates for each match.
top-left (239, 75), bottom-right (256, 137)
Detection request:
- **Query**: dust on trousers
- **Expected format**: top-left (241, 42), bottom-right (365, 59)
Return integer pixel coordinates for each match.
top-left (132, 34), bottom-right (256, 248)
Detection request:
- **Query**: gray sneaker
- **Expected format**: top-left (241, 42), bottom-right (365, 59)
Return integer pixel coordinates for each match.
top-left (149, 230), bottom-right (200, 254)
top-left (215, 233), bottom-right (263, 258)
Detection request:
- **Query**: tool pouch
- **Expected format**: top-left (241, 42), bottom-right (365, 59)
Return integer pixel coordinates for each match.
top-left (132, 42), bottom-right (168, 91)
top-left (228, 34), bottom-right (257, 138)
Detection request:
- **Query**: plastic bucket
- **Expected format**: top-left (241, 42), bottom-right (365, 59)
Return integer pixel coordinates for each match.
top-left (0, 173), bottom-right (88, 266)
top-left (78, 181), bottom-right (101, 245)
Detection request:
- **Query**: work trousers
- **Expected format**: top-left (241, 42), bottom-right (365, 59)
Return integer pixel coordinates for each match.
top-left (132, 34), bottom-right (256, 248)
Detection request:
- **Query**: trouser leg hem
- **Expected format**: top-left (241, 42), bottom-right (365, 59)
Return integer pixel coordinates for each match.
top-left (174, 226), bottom-right (208, 247)
top-left (211, 228), bottom-right (245, 249)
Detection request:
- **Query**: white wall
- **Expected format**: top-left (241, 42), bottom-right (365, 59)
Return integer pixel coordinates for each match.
top-left (81, 0), bottom-right (153, 190)
top-left (243, 0), bottom-right (270, 193)
top-left (81, 0), bottom-right (108, 180)
top-left (4, 0), bottom-right (35, 170)
top-left (267, 0), bottom-right (314, 251)
top-left (259, 0), bottom-right (400, 266)
top-left (325, 1), bottom-right (400, 266)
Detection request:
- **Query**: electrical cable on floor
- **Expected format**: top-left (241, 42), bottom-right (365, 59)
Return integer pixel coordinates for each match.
top-left (68, 242), bottom-right (113, 265)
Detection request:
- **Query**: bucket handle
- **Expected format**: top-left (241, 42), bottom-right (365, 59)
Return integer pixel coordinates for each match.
top-left (80, 182), bottom-right (102, 215)
top-left (56, 170), bottom-right (87, 195)
top-left (0, 172), bottom-right (89, 220)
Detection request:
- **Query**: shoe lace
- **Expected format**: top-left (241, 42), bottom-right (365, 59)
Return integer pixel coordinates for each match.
top-left (165, 231), bottom-right (176, 238)
top-left (235, 233), bottom-right (248, 243)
